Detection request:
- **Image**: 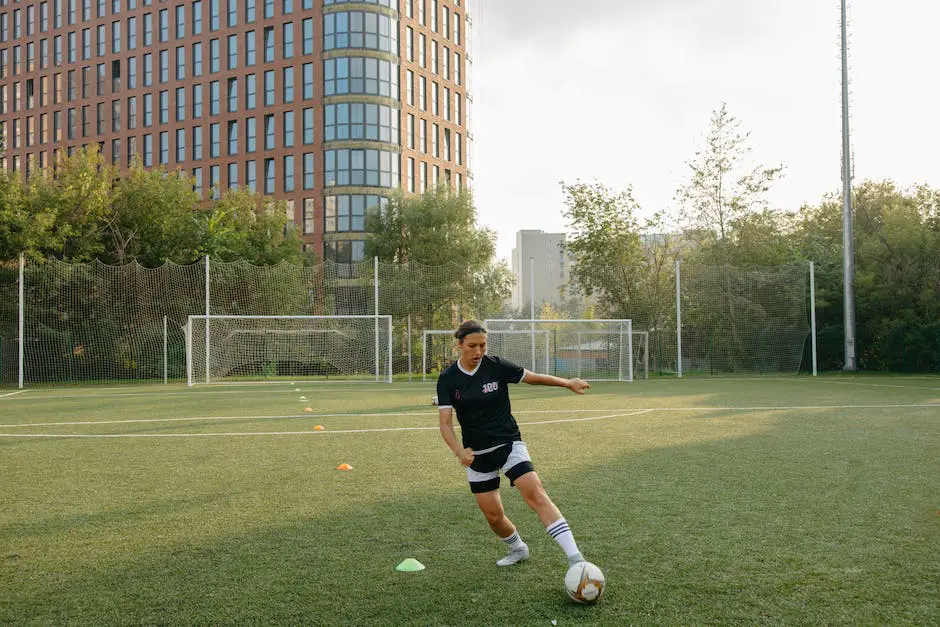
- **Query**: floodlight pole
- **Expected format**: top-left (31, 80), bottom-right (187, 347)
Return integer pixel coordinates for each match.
top-left (810, 262), bottom-right (818, 376)
top-left (840, 0), bottom-right (857, 370)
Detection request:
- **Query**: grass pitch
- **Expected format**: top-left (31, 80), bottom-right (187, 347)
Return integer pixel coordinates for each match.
top-left (0, 376), bottom-right (938, 625)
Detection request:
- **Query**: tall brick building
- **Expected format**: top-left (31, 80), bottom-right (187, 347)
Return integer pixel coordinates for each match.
top-left (0, 0), bottom-right (471, 260)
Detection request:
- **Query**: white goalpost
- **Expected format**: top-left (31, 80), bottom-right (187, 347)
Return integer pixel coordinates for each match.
top-left (484, 319), bottom-right (641, 382)
top-left (420, 329), bottom-right (552, 382)
top-left (186, 315), bottom-right (393, 385)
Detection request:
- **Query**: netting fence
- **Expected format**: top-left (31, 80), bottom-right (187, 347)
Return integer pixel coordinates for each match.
top-left (0, 256), bottom-right (814, 386)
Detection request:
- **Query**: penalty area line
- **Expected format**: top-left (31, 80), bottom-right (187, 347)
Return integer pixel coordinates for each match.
top-left (0, 390), bottom-right (28, 399)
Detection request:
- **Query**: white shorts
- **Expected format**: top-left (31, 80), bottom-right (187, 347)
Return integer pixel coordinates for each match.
top-left (466, 441), bottom-right (535, 493)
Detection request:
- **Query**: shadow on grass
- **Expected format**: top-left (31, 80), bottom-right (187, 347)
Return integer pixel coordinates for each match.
top-left (2, 406), bottom-right (937, 625)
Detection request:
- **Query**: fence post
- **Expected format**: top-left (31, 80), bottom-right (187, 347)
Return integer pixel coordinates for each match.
top-left (810, 261), bottom-right (818, 376)
top-left (407, 314), bottom-right (412, 382)
top-left (374, 257), bottom-right (380, 382)
top-left (17, 254), bottom-right (24, 389)
top-left (204, 255), bottom-right (210, 384)
top-left (163, 315), bottom-right (168, 385)
top-left (675, 260), bottom-right (682, 378)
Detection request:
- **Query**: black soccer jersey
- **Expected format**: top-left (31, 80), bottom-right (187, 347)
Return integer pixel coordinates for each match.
top-left (436, 355), bottom-right (527, 451)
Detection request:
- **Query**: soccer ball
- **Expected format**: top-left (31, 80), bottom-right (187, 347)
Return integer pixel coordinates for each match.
top-left (564, 561), bottom-right (605, 604)
top-left (431, 394), bottom-right (439, 406)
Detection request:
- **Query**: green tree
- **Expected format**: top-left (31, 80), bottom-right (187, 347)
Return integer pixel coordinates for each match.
top-left (196, 189), bottom-right (307, 264)
top-left (676, 103), bottom-right (785, 263)
top-left (365, 186), bottom-right (511, 326)
top-left (26, 146), bottom-right (116, 261)
top-left (561, 181), bottom-right (678, 330)
top-left (107, 161), bottom-right (201, 265)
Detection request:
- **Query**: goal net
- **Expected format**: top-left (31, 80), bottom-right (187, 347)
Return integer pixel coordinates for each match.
top-left (186, 315), bottom-right (392, 385)
top-left (421, 329), bottom-right (552, 382)
top-left (484, 319), bottom-right (641, 382)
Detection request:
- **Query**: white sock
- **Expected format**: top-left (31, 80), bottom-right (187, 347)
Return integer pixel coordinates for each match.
top-left (546, 518), bottom-right (583, 563)
top-left (500, 530), bottom-right (526, 551)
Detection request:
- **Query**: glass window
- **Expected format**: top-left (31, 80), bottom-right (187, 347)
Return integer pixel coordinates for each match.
top-left (246, 159), bottom-right (256, 192)
top-left (159, 130), bottom-right (169, 164)
top-left (175, 5), bottom-right (185, 39)
top-left (246, 116), bottom-right (256, 152)
top-left (209, 80), bottom-right (220, 115)
top-left (192, 1), bottom-right (202, 34)
top-left (192, 125), bottom-right (202, 159)
top-left (302, 62), bottom-right (313, 100)
top-left (282, 22), bottom-right (293, 58)
top-left (282, 67), bottom-right (293, 103)
top-left (283, 155), bottom-right (294, 192)
top-left (192, 42), bottom-right (202, 75)
top-left (245, 73), bottom-right (256, 109)
top-left (127, 16), bottom-right (137, 49)
top-left (227, 0), bottom-right (237, 27)
top-left (263, 113), bottom-right (274, 150)
top-left (245, 0), bottom-right (255, 23)
top-left (192, 83), bottom-right (202, 117)
top-left (159, 89), bottom-right (168, 123)
top-left (209, 122), bottom-right (220, 157)
top-left (263, 0), bottom-right (273, 19)
top-left (245, 30), bottom-right (255, 66)
top-left (227, 76), bottom-right (237, 111)
top-left (302, 17), bottom-right (313, 55)
top-left (176, 46), bottom-right (186, 80)
top-left (175, 86), bottom-right (185, 120)
top-left (112, 21), bottom-right (121, 53)
top-left (303, 152), bottom-right (313, 190)
top-left (282, 110), bottom-right (293, 146)
top-left (227, 119), bottom-right (237, 154)
top-left (159, 49), bottom-right (169, 83)
top-left (143, 12), bottom-right (152, 46)
top-left (302, 107), bottom-right (313, 144)
top-left (193, 167), bottom-right (203, 197)
top-left (209, 0), bottom-right (219, 30)
top-left (263, 69), bottom-right (274, 106)
top-left (227, 162), bottom-right (238, 188)
top-left (159, 8), bottom-right (168, 42)
top-left (227, 34), bottom-right (237, 69)
top-left (142, 92), bottom-right (152, 125)
top-left (264, 157), bottom-right (275, 193)
top-left (209, 38), bottom-right (219, 73)
top-left (143, 133), bottom-right (153, 166)
top-left (263, 26), bottom-right (274, 63)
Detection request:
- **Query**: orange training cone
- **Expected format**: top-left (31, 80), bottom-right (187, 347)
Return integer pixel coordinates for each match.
top-left (314, 425), bottom-right (325, 431)
top-left (336, 463), bottom-right (353, 471)
top-left (304, 407), bottom-right (314, 413)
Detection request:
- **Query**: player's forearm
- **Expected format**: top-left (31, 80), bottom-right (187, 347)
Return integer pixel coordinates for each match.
top-left (438, 417), bottom-right (463, 456)
top-left (524, 371), bottom-right (573, 388)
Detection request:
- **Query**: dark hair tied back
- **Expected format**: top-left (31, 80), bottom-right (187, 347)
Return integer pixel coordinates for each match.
top-left (455, 320), bottom-right (486, 340)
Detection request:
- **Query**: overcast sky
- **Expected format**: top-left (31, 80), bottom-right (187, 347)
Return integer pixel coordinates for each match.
top-left (469, 0), bottom-right (940, 261)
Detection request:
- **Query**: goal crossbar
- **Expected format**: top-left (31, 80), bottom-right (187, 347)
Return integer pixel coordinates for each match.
top-left (420, 329), bottom-right (551, 382)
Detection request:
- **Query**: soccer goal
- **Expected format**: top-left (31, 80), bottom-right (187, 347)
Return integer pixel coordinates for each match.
top-left (420, 329), bottom-right (552, 382)
top-left (186, 315), bottom-right (393, 385)
top-left (484, 319), bottom-right (644, 382)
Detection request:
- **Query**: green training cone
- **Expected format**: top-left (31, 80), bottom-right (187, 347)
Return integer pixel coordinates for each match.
top-left (395, 558), bottom-right (425, 572)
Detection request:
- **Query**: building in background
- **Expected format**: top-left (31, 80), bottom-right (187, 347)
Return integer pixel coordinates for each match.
top-left (0, 0), bottom-right (471, 260)
top-left (511, 229), bottom-right (573, 314)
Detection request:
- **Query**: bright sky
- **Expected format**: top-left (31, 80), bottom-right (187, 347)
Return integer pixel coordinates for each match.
top-left (470, 0), bottom-right (940, 261)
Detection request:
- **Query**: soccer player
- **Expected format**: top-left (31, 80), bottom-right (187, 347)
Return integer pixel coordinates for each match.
top-left (437, 320), bottom-right (591, 567)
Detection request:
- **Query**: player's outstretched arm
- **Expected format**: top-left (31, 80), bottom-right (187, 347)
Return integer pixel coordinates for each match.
top-left (523, 372), bottom-right (590, 395)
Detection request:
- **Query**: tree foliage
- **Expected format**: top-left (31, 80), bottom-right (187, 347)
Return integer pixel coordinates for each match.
top-left (365, 186), bottom-right (513, 327)
top-left (0, 146), bottom-right (308, 266)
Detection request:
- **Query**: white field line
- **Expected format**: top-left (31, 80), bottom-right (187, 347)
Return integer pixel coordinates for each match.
top-left (0, 410), bottom-right (652, 438)
top-left (0, 386), bottom-right (431, 401)
top-left (0, 390), bottom-right (28, 399)
top-left (1, 404), bottom-right (937, 438)
top-left (3, 402), bottom-right (939, 429)
top-left (807, 380), bottom-right (940, 391)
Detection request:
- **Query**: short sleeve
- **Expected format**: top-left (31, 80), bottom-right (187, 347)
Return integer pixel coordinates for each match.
top-left (436, 373), bottom-right (453, 408)
top-left (495, 357), bottom-right (525, 384)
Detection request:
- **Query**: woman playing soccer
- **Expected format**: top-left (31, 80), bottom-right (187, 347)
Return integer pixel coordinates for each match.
top-left (437, 320), bottom-right (591, 567)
